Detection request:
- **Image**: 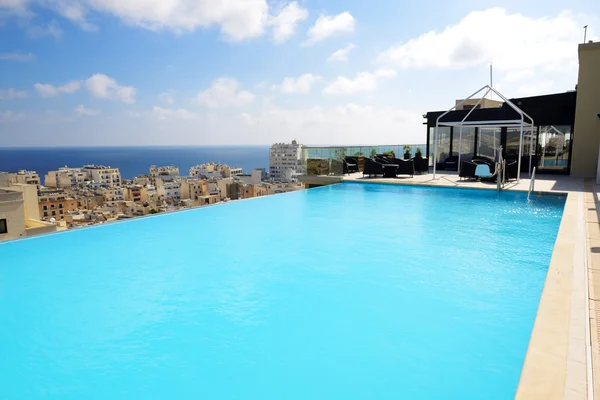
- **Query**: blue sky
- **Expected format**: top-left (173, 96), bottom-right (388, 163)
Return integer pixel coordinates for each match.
top-left (0, 0), bottom-right (598, 146)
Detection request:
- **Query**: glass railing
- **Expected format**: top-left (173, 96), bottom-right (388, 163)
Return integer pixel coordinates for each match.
top-left (300, 144), bottom-right (427, 176)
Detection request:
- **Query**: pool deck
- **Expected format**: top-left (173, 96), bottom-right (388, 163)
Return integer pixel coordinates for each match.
top-left (338, 172), bottom-right (591, 399)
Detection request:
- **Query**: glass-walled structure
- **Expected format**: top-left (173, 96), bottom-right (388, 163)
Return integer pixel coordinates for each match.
top-left (301, 144), bottom-right (427, 176)
top-left (424, 92), bottom-right (577, 175)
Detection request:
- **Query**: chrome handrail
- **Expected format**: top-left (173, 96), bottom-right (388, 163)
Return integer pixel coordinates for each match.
top-left (527, 167), bottom-right (536, 201)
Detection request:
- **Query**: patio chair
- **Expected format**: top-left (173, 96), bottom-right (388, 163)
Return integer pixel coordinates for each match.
top-left (363, 158), bottom-right (384, 177)
top-left (459, 161), bottom-right (477, 180)
top-left (475, 164), bottom-right (498, 182)
top-left (436, 155), bottom-right (459, 171)
top-left (413, 155), bottom-right (429, 174)
top-left (343, 157), bottom-right (359, 174)
top-left (396, 159), bottom-right (415, 177)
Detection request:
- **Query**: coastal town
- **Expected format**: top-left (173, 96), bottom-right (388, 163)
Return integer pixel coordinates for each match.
top-left (0, 141), bottom-right (305, 241)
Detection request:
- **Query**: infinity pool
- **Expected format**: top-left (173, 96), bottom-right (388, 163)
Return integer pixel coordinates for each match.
top-left (0, 183), bottom-right (565, 399)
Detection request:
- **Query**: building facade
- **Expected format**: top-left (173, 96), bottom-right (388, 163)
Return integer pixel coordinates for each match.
top-left (0, 189), bottom-right (26, 241)
top-left (123, 185), bottom-right (148, 203)
top-left (83, 166), bottom-right (122, 188)
top-left (571, 41), bottom-right (600, 177)
top-left (269, 140), bottom-right (302, 180)
top-left (9, 170), bottom-right (41, 189)
top-left (38, 190), bottom-right (80, 220)
top-left (149, 166), bottom-right (180, 180)
top-left (45, 167), bottom-right (88, 188)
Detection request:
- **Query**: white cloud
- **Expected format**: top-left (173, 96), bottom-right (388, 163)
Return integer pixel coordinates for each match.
top-left (196, 78), bottom-right (254, 108)
top-left (305, 11), bottom-right (355, 45)
top-left (327, 43), bottom-right (356, 62)
top-left (153, 106), bottom-right (200, 120)
top-left (28, 20), bottom-right (63, 39)
top-left (517, 80), bottom-right (554, 96)
top-left (374, 68), bottom-right (397, 78)
top-left (269, 1), bottom-right (308, 43)
top-left (503, 69), bottom-right (534, 82)
top-left (0, 52), bottom-right (35, 61)
top-left (85, 74), bottom-right (136, 103)
top-left (74, 104), bottom-right (100, 116)
top-left (254, 80), bottom-right (267, 89)
top-left (0, 110), bottom-right (26, 122)
top-left (9, 0), bottom-right (269, 41)
top-left (0, 88), bottom-right (28, 100)
top-left (34, 80), bottom-right (81, 97)
top-left (377, 8), bottom-right (586, 77)
top-left (323, 69), bottom-right (396, 95)
top-left (239, 103), bottom-right (424, 144)
top-left (272, 73), bottom-right (322, 94)
top-left (159, 91), bottom-right (175, 104)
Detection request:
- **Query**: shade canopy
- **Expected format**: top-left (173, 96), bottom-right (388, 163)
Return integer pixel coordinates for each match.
top-left (432, 85), bottom-right (535, 182)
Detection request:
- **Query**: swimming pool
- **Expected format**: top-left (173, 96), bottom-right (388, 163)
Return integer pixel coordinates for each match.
top-left (0, 183), bottom-right (566, 399)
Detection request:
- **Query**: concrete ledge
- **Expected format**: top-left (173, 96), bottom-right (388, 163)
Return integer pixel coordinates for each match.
top-left (515, 191), bottom-right (588, 399)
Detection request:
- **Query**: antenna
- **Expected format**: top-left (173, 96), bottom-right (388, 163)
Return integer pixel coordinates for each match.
top-left (584, 25), bottom-right (588, 43)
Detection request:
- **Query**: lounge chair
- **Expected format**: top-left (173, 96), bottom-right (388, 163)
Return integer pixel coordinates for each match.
top-left (459, 161), bottom-right (477, 180)
top-left (436, 155), bottom-right (459, 171)
top-left (363, 158), bottom-right (384, 177)
top-left (413, 155), bottom-right (429, 174)
top-left (391, 158), bottom-right (414, 177)
top-left (343, 157), bottom-right (359, 174)
top-left (475, 164), bottom-right (494, 179)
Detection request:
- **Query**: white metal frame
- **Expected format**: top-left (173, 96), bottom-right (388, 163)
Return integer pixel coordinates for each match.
top-left (432, 85), bottom-right (535, 183)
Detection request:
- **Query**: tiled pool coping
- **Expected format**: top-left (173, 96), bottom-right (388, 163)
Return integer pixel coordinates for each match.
top-left (338, 175), bottom-right (590, 399)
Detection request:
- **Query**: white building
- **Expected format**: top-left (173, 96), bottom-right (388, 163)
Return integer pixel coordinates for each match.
top-left (45, 166), bottom-right (89, 188)
top-left (269, 140), bottom-right (302, 180)
top-left (149, 165), bottom-right (180, 180)
top-left (45, 165), bottom-right (121, 188)
top-left (156, 178), bottom-right (182, 201)
top-left (9, 170), bottom-right (41, 189)
top-left (83, 165), bottom-right (121, 188)
top-left (189, 163), bottom-right (242, 179)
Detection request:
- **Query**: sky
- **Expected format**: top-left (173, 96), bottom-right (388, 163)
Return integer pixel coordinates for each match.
top-left (0, 0), bottom-right (598, 147)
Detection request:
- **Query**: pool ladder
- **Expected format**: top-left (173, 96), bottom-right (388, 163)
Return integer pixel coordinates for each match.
top-left (527, 167), bottom-right (536, 201)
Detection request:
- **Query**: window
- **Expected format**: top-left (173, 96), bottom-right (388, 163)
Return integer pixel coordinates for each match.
top-left (451, 127), bottom-right (475, 162)
top-left (43, 211), bottom-right (48, 217)
top-left (59, 210), bottom-right (63, 215)
top-left (52, 211), bottom-right (56, 216)
top-left (0, 219), bottom-right (7, 234)
top-left (59, 204), bottom-right (63, 209)
top-left (43, 205), bottom-right (48, 210)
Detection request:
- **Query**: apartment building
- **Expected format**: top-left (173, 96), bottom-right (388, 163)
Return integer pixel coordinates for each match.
top-left (269, 140), bottom-right (302, 180)
top-left (189, 163), bottom-right (242, 179)
top-left (1, 174), bottom-right (58, 241)
top-left (149, 165), bottom-right (180, 180)
top-left (45, 166), bottom-right (89, 188)
top-left (9, 170), bottom-right (41, 189)
top-left (184, 179), bottom-right (209, 201)
top-left (98, 187), bottom-right (124, 205)
top-left (0, 188), bottom-right (26, 241)
top-left (83, 165), bottom-right (121, 188)
top-left (156, 178), bottom-right (182, 201)
top-left (123, 185), bottom-right (148, 203)
top-left (38, 189), bottom-right (79, 220)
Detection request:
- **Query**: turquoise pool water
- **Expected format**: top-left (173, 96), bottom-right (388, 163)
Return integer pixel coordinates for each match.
top-left (0, 183), bottom-right (565, 399)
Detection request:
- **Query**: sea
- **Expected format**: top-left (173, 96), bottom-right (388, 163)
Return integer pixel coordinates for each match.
top-left (0, 146), bottom-right (270, 180)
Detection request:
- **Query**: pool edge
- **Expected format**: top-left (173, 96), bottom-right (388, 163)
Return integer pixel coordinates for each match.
top-left (515, 190), bottom-right (589, 400)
